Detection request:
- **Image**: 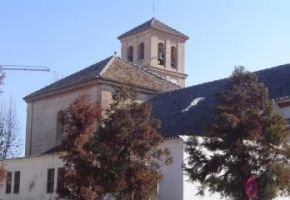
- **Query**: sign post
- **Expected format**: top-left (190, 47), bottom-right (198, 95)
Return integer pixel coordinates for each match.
top-left (244, 176), bottom-right (258, 199)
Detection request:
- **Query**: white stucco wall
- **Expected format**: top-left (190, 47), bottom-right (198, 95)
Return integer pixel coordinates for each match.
top-left (1, 137), bottom-right (289, 200)
top-left (275, 103), bottom-right (290, 119)
top-left (158, 138), bottom-right (222, 200)
top-left (152, 137), bottom-right (224, 200)
top-left (0, 139), bottom-right (186, 200)
top-left (158, 138), bottom-right (184, 200)
top-left (0, 140), bottom-right (216, 200)
top-left (0, 154), bottom-right (64, 200)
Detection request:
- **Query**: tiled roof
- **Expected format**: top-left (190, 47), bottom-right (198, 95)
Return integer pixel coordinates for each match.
top-left (150, 64), bottom-right (290, 137)
top-left (118, 18), bottom-right (189, 40)
top-left (43, 145), bottom-right (62, 154)
top-left (24, 56), bottom-right (179, 101)
top-left (24, 56), bottom-right (112, 100)
top-left (102, 57), bottom-right (180, 92)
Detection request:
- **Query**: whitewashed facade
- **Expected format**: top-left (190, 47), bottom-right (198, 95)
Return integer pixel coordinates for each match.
top-left (0, 154), bottom-right (64, 200)
top-left (0, 139), bottom-right (191, 200)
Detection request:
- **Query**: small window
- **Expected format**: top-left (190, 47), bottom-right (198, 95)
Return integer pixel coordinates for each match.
top-left (5, 172), bottom-right (12, 194)
top-left (138, 42), bottom-right (145, 60)
top-left (56, 111), bottom-right (65, 140)
top-left (171, 46), bottom-right (177, 68)
top-left (158, 43), bottom-right (165, 66)
top-left (13, 171), bottom-right (20, 194)
top-left (47, 168), bottom-right (55, 193)
top-left (57, 167), bottom-right (65, 194)
top-left (127, 46), bottom-right (134, 62)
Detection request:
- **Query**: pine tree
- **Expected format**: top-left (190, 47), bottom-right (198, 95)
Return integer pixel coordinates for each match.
top-left (185, 66), bottom-right (290, 200)
top-left (59, 87), bottom-right (171, 200)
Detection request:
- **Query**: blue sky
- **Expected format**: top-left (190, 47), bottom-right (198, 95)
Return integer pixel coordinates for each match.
top-left (1, 0), bottom-right (290, 154)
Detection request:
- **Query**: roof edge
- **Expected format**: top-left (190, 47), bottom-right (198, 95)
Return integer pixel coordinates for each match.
top-left (118, 27), bottom-right (189, 40)
top-left (118, 18), bottom-right (189, 40)
top-left (24, 56), bottom-right (114, 101)
top-left (99, 56), bottom-right (116, 76)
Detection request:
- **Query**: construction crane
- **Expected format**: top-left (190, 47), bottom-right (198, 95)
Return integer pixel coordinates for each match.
top-left (0, 64), bottom-right (50, 72)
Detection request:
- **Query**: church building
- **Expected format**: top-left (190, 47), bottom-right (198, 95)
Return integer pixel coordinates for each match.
top-left (0, 18), bottom-right (290, 200)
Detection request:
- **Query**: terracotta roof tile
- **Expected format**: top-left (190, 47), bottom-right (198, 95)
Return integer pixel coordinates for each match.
top-left (24, 56), bottom-right (179, 101)
top-left (102, 57), bottom-right (180, 92)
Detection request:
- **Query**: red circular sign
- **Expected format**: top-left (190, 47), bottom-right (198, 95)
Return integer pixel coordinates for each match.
top-left (244, 176), bottom-right (258, 198)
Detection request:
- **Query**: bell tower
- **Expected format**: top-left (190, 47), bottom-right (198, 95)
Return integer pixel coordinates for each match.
top-left (118, 18), bottom-right (189, 87)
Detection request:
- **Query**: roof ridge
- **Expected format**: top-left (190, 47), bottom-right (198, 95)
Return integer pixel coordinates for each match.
top-left (254, 63), bottom-right (290, 74)
top-left (187, 63), bottom-right (290, 91)
top-left (152, 63), bottom-right (290, 98)
top-left (151, 18), bottom-right (189, 39)
top-left (99, 56), bottom-right (116, 77)
top-left (150, 17), bottom-right (155, 25)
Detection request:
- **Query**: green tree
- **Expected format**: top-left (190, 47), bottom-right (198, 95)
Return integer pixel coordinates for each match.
top-left (60, 87), bottom-right (171, 200)
top-left (185, 66), bottom-right (290, 200)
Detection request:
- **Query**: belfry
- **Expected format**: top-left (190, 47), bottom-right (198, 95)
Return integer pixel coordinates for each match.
top-left (118, 18), bottom-right (189, 87)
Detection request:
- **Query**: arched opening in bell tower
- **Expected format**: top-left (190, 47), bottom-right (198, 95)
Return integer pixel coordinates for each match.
top-left (171, 46), bottom-right (177, 69)
top-left (158, 43), bottom-right (165, 66)
top-left (138, 42), bottom-right (145, 60)
top-left (127, 46), bottom-right (134, 62)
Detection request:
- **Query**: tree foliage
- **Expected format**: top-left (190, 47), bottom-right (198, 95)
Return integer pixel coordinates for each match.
top-left (60, 87), bottom-right (171, 200)
top-left (185, 66), bottom-right (290, 200)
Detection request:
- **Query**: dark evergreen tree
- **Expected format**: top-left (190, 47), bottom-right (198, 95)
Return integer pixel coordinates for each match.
top-left (185, 66), bottom-right (290, 200)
